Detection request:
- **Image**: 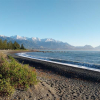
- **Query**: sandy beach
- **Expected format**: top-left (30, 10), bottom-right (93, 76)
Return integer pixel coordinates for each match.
top-left (0, 50), bottom-right (100, 100)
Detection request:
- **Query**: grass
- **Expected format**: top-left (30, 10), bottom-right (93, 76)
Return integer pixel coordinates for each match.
top-left (0, 52), bottom-right (37, 96)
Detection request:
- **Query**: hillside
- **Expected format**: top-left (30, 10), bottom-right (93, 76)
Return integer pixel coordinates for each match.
top-left (0, 35), bottom-right (99, 50)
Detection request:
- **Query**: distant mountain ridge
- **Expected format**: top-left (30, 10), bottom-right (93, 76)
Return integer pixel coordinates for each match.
top-left (10, 35), bottom-right (62, 43)
top-left (0, 35), bottom-right (99, 50)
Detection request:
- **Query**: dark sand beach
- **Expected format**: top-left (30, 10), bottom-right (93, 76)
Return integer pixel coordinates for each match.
top-left (0, 50), bottom-right (100, 100)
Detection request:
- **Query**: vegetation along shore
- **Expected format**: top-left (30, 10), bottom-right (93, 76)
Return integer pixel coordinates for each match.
top-left (0, 50), bottom-right (100, 100)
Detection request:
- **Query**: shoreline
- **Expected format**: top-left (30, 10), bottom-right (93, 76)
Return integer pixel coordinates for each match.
top-left (8, 51), bottom-right (100, 82)
top-left (1, 50), bottom-right (100, 100)
top-left (16, 52), bottom-right (100, 73)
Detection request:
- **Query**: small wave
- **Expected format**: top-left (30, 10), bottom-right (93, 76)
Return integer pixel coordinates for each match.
top-left (49, 58), bottom-right (100, 70)
top-left (16, 52), bottom-right (100, 70)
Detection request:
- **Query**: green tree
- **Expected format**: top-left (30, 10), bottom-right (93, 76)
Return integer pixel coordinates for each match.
top-left (3, 40), bottom-right (7, 49)
top-left (8, 41), bottom-right (13, 49)
top-left (7, 42), bottom-right (10, 49)
top-left (20, 44), bottom-right (25, 49)
top-left (13, 41), bottom-right (20, 49)
top-left (0, 39), bottom-right (3, 49)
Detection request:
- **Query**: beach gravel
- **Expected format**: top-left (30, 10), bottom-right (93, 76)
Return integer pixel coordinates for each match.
top-left (1, 67), bottom-right (100, 100)
top-left (36, 69), bottom-right (100, 100)
top-left (0, 50), bottom-right (100, 100)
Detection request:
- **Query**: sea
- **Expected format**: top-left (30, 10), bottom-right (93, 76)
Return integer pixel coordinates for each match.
top-left (16, 51), bottom-right (100, 72)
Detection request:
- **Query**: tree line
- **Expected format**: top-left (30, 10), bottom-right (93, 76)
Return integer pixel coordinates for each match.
top-left (0, 39), bottom-right (25, 50)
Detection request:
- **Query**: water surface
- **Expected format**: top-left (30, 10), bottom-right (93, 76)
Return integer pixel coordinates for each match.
top-left (16, 51), bottom-right (100, 71)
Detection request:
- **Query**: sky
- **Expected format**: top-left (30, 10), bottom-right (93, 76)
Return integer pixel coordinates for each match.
top-left (0, 0), bottom-right (100, 47)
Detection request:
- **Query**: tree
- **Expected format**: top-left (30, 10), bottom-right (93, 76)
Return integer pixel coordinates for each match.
top-left (3, 40), bottom-right (7, 49)
top-left (20, 44), bottom-right (25, 49)
top-left (13, 41), bottom-right (20, 49)
top-left (0, 39), bottom-right (25, 50)
top-left (7, 41), bottom-right (13, 49)
top-left (7, 42), bottom-right (10, 49)
top-left (8, 41), bottom-right (13, 49)
top-left (0, 39), bottom-right (3, 49)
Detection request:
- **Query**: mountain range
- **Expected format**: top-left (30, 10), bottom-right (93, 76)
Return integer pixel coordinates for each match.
top-left (0, 35), bottom-right (100, 50)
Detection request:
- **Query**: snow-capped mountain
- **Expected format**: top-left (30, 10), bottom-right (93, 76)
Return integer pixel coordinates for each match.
top-left (0, 35), bottom-right (73, 49)
top-left (45, 38), bottom-right (56, 42)
top-left (0, 35), bottom-right (7, 38)
top-left (32, 37), bottom-right (41, 41)
top-left (44, 38), bottom-right (61, 42)
top-left (11, 35), bottom-right (27, 40)
top-left (10, 35), bottom-right (61, 43)
top-left (0, 35), bottom-right (99, 50)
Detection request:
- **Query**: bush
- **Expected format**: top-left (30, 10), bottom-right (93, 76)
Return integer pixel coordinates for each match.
top-left (0, 53), bottom-right (37, 96)
top-left (0, 78), bottom-right (15, 96)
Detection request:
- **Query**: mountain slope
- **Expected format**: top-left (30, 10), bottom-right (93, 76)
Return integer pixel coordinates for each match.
top-left (0, 35), bottom-right (97, 50)
top-left (0, 35), bottom-right (74, 50)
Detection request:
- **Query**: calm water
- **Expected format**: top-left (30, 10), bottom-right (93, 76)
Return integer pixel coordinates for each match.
top-left (17, 51), bottom-right (100, 70)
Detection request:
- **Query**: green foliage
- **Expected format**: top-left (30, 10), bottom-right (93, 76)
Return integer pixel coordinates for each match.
top-left (0, 39), bottom-right (3, 49)
top-left (3, 40), bottom-right (7, 49)
top-left (0, 39), bottom-right (26, 50)
top-left (20, 44), bottom-right (25, 49)
top-left (0, 54), bottom-right (37, 96)
top-left (0, 78), bottom-right (15, 96)
top-left (13, 41), bottom-right (20, 49)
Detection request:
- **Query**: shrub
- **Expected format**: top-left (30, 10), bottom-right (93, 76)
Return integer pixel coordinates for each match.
top-left (0, 78), bottom-right (15, 96)
top-left (0, 52), bottom-right (7, 61)
top-left (0, 53), bottom-right (37, 96)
